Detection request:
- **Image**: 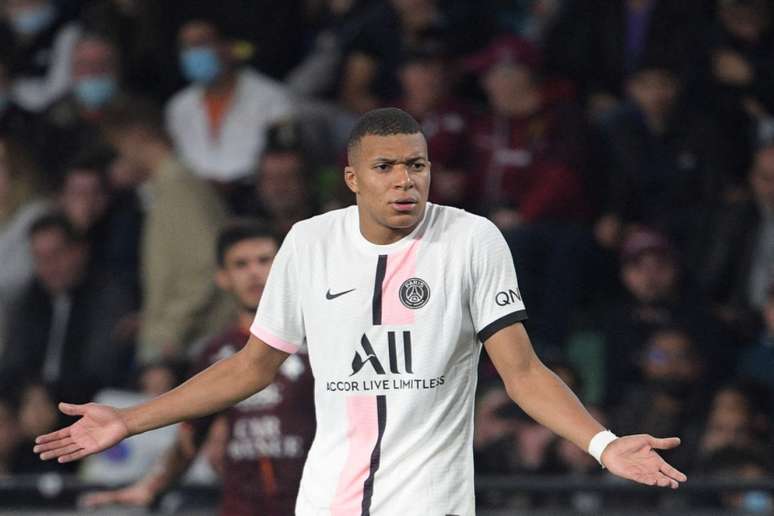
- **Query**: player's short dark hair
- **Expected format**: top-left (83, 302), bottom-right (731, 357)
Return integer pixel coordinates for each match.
top-left (346, 108), bottom-right (424, 157)
top-left (29, 212), bottom-right (85, 244)
top-left (216, 219), bottom-right (279, 266)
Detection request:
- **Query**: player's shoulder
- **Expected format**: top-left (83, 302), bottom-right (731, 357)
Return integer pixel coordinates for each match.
top-left (426, 203), bottom-right (497, 239)
top-left (286, 206), bottom-right (353, 244)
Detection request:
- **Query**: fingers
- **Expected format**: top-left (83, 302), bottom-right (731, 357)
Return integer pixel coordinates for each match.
top-left (34, 437), bottom-right (73, 454)
top-left (660, 461), bottom-right (688, 483)
top-left (59, 402), bottom-right (87, 417)
top-left (81, 491), bottom-right (118, 508)
top-left (58, 448), bottom-right (91, 463)
top-left (42, 442), bottom-right (83, 461)
top-left (638, 472), bottom-right (679, 489)
top-left (35, 427), bottom-right (71, 445)
top-left (648, 436), bottom-right (681, 450)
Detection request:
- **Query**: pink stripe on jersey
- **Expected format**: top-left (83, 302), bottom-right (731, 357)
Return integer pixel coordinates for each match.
top-left (250, 324), bottom-right (300, 354)
top-left (331, 396), bottom-right (379, 516)
top-left (381, 238), bottom-right (420, 325)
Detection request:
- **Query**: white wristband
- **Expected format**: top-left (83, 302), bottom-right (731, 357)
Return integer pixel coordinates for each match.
top-left (588, 430), bottom-right (618, 468)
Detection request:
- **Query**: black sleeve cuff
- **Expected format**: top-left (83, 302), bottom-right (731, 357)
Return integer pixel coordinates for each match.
top-left (477, 310), bottom-right (528, 343)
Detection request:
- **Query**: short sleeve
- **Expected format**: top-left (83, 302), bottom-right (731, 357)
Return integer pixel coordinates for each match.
top-left (469, 219), bottom-right (528, 343)
top-left (250, 227), bottom-right (305, 354)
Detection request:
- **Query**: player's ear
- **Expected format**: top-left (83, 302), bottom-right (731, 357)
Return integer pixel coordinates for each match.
top-left (344, 166), bottom-right (359, 194)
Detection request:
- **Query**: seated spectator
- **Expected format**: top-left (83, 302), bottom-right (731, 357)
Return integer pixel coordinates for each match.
top-left (0, 392), bottom-right (20, 477)
top-left (701, 142), bottom-right (774, 338)
top-left (705, 0), bottom-right (774, 179)
top-left (701, 446), bottom-right (773, 513)
top-left (1, 0), bottom-right (81, 112)
top-left (595, 59), bottom-right (731, 260)
top-left (42, 33), bottom-right (125, 182)
top-left (0, 137), bottom-right (50, 350)
top-left (338, 0), bottom-right (446, 113)
top-left (100, 98), bottom-right (234, 364)
top-left (0, 55), bottom-right (52, 156)
top-left (165, 19), bottom-right (293, 184)
top-left (697, 383), bottom-right (770, 466)
top-left (737, 284), bottom-right (774, 390)
top-left (603, 228), bottom-right (727, 404)
top-left (395, 37), bottom-right (472, 208)
top-left (243, 126), bottom-right (317, 236)
top-left (58, 148), bottom-right (142, 295)
top-left (0, 214), bottom-right (135, 402)
top-left (467, 36), bottom-right (591, 351)
top-left (613, 327), bottom-right (705, 469)
top-left (544, 0), bottom-right (708, 119)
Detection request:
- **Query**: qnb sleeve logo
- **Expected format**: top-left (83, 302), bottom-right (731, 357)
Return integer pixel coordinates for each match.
top-left (495, 288), bottom-right (522, 306)
top-left (351, 332), bottom-right (413, 376)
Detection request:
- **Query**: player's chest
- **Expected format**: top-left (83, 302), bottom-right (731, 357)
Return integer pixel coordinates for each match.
top-left (299, 241), bottom-right (466, 327)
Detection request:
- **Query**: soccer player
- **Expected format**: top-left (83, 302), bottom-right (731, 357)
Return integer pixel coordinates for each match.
top-left (81, 220), bottom-right (314, 515)
top-left (35, 108), bottom-right (687, 515)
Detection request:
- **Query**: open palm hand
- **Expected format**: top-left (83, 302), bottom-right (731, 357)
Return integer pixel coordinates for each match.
top-left (33, 402), bottom-right (130, 463)
top-left (602, 434), bottom-right (687, 489)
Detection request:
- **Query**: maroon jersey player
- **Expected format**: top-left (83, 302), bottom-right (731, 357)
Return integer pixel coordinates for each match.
top-left (83, 221), bottom-right (314, 516)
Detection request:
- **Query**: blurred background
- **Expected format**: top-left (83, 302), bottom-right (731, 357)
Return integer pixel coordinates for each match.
top-left (0, 0), bottom-right (773, 514)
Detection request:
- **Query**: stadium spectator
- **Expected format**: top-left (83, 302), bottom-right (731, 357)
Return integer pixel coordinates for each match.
top-left (705, 0), bottom-right (774, 179)
top-left (42, 33), bottom-right (125, 183)
top-left (0, 214), bottom-right (134, 402)
top-left (58, 148), bottom-right (142, 295)
top-left (0, 56), bottom-right (51, 156)
top-left (83, 221), bottom-right (315, 516)
top-left (467, 36), bottom-right (590, 350)
top-left (613, 328), bottom-right (705, 468)
top-left (0, 137), bottom-right (50, 351)
top-left (702, 446), bottom-right (773, 513)
top-left (338, 0), bottom-right (446, 113)
top-left (594, 59), bottom-right (731, 259)
top-left (1, 0), bottom-right (81, 112)
top-left (602, 228), bottom-right (727, 404)
top-left (165, 19), bottom-right (293, 184)
top-left (544, 0), bottom-right (709, 118)
top-left (100, 98), bottom-right (234, 364)
top-left (737, 284), bottom-right (774, 390)
top-left (247, 134), bottom-right (317, 236)
top-left (701, 142), bottom-right (774, 337)
top-left (0, 393), bottom-right (20, 477)
top-left (697, 384), bottom-right (770, 466)
top-left (395, 37), bottom-right (472, 208)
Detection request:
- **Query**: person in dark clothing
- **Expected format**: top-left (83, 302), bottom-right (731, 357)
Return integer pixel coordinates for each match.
top-left (701, 142), bottom-right (774, 339)
top-left (0, 213), bottom-right (135, 403)
top-left (594, 59), bottom-right (732, 261)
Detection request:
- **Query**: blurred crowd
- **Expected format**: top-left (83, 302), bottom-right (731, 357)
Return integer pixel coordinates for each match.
top-left (0, 0), bottom-right (773, 513)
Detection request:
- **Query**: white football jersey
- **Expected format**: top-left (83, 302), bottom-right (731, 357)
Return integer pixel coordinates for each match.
top-left (251, 203), bottom-right (527, 516)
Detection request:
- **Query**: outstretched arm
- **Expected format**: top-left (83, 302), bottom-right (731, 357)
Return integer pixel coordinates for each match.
top-left (34, 335), bottom-right (287, 463)
top-left (484, 323), bottom-right (687, 488)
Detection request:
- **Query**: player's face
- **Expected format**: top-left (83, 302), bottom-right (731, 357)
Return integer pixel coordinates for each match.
top-left (345, 133), bottom-right (431, 243)
top-left (217, 237), bottom-right (278, 312)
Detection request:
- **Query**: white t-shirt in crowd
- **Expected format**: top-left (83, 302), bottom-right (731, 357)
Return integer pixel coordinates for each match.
top-left (251, 203), bottom-right (527, 516)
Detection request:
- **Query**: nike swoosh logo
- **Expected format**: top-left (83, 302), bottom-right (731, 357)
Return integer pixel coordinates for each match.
top-left (326, 288), bottom-right (356, 300)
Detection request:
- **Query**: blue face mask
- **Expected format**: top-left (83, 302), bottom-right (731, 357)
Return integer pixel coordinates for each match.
top-left (180, 46), bottom-right (222, 85)
top-left (10, 3), bottom-right (56, 36)
top-left (742, 491), bottom-right (773, 513)
top-left (74, 76), bottom-right (117, 110)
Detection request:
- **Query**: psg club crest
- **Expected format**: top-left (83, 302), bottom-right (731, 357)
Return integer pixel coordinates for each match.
top-left (399, 278), bottom-right (430, 309)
